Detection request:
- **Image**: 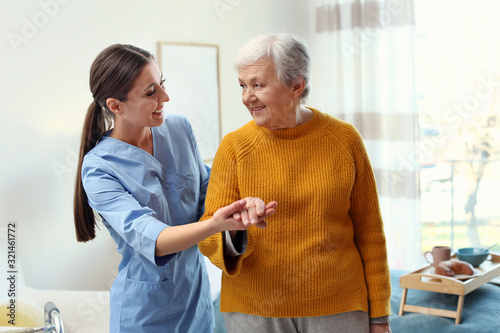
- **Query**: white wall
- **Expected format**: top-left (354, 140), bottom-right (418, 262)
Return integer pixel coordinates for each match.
top-left (0, 0), bottom-right (311, 292)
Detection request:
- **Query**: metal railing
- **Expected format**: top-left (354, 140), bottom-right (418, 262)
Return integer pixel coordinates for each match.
top-left (5, 302), bottom-right (64, 333)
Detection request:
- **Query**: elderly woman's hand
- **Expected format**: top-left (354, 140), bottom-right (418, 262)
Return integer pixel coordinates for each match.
top-left (233, 197), bottom-right (277, 228)
top-left (370, 323), bottom-right (391, 333)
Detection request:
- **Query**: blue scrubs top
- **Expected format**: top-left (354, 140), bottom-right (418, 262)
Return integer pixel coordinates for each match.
top-left (82, 114), bottom-right (214, 332)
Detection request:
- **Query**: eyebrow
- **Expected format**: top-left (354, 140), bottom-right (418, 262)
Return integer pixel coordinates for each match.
top-left (143, 73), bottom-right (164, 92)
top-left (239, 76), bottom-right (258, 83)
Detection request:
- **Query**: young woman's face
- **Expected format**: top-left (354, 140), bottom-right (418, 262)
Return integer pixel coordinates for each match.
top-left (238, 57), bottom-right (297, 130)
top-left (118, 61), bottom-right (169, 128)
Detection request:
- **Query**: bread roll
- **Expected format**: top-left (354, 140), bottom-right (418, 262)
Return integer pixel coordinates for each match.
top-left (435, 259), bottom-right (474, 277)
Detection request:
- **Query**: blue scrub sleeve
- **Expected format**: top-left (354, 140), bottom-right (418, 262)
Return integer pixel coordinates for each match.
top-left (82, 163), bottom-right (173, 266)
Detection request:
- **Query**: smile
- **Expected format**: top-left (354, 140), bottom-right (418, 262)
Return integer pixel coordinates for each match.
top-left (252, 106), bottom-right (266, 112)
top-left (153, 109), bottom-right (163, 114)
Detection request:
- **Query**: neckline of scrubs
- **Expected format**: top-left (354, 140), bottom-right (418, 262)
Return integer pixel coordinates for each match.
top-left (104, 127), bottom-right (157, 156)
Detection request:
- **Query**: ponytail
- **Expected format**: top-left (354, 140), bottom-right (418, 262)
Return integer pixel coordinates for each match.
top-left (74, 43), bottom-right (154, 242)
top-left (73, 101), bottom-right (112, 242)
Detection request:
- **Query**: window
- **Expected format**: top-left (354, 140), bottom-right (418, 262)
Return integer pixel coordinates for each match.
top-left (415, 0), bottom-right (500, 253)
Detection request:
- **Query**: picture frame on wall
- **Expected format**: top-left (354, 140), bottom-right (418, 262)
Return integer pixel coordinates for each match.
top-left (157, 42), bottom-right (221, 162)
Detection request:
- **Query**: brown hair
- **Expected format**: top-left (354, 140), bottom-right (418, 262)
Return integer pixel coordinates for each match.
top-left (74, 44), bottom-right (154, 242)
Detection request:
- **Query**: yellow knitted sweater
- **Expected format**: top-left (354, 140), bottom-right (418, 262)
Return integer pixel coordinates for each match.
top-left (199, 108), bottom-right (391, 318)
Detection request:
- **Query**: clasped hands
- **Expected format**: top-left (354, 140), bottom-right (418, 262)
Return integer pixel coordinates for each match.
top-left (213, 197), bottom-right (277, 235)
top-left (233, 197), bottom-right (277, 229)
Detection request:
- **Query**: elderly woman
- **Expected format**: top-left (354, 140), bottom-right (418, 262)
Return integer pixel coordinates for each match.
top-left (199, 33), bottom-right (392, 333)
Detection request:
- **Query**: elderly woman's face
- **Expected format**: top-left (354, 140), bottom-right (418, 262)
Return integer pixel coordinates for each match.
top-left (238, 58), bottom-right (298, 130)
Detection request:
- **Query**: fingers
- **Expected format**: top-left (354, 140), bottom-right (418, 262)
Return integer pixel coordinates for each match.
top-left (254, 198), bottom-right (265, 215)
top-left (230, 199), bottom-right (277, 227)
top-left (242, 197), bottom-right (266, 215)
top-left (265, 201), bottom-right (278, 210)
top-left (242, 197), bottom-right (276, 225)
top-left (240, 209), bottom-right (250, 226)
top-left (238, 197), bottom-right (258, 226)
top-left (249, 205), bottom-right (276, 228)
top-left (263, 207), bottom-right (276, 219)
top-left (254, 205), bottom-right (278, 229)
top-left (220, 199), bottom-right (247, 217)
top-left (256, 220), bottom-right (268, 229)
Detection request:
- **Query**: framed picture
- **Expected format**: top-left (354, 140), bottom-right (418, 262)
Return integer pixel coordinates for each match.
top-left (157, 42), bottom-right (221, 162)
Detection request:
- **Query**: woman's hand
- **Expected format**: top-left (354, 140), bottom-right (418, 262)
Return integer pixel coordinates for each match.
top-left (211, 198), bottom-right (276, 233)
top-left (370, 323), bottom-right (391, 333)
top-left (233, 197), bottom-right (277, 228)
top-left (156, 199), bottom-right (257, 257)
top-left (211, 199), bottom-right (251, 233)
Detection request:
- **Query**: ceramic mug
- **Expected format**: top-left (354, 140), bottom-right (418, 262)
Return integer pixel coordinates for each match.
top-left (424, 246), bottom-right (451, 267)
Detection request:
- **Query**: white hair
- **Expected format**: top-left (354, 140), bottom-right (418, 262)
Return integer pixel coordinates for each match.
top-left (233, 33), bottom-right (311, 103)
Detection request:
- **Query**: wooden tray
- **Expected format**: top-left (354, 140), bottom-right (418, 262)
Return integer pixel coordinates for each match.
top-left (398, 253), bottom-right (500, 324)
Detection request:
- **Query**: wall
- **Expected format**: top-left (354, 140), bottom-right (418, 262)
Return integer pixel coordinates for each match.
top-left (0, 0), bottom-right (311, 291)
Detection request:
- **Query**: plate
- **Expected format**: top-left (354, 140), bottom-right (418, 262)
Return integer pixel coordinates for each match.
top-left (429, 267), bottom-right (482, 281)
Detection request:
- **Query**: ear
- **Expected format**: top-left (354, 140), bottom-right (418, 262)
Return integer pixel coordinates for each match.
top-left (106, 98), bottom-right (123, 115)
top-left (291, 76), bottom-right (306, 99)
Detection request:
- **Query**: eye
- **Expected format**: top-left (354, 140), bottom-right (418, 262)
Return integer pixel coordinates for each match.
top-left (146, 80), bottom-right (166, 97)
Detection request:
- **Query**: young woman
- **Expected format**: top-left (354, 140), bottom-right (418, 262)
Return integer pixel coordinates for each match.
top-left (73, 44), bottom-right (275, 332)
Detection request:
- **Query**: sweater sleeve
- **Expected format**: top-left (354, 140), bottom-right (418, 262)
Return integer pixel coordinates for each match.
top-left (348, 128), bottom-right (392, 318)
top-left (198, 134), bottom-right (254, 276)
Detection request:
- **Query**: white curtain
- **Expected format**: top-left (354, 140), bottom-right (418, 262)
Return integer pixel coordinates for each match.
top-left (310, 0), bottom-right (420, 270)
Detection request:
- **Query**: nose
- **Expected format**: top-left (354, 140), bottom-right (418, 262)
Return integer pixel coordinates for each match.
top-left (242, 87), bottom-right (256, 105)
top-left (159, 85), bottom-right (170, 103)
